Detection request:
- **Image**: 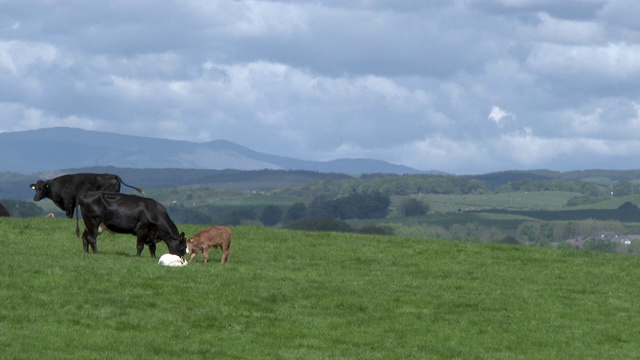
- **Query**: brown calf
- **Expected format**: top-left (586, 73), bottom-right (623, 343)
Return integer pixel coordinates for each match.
top-left (186, 226), bottom-right (232, 264)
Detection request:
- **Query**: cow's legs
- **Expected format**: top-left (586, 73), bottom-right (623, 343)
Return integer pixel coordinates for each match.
top-left (148, 242), bottom-right (157, 258)
top-left (135, 238), bottom-right (145, 257)
top-left (136, 232), bottom-right (157, 258)
top-left (81, 229), bottom-right (90, 253)
top-left (90, 241), bottom-right (98, 253)
top-left (64, 199), bottom-right (78, 219)
top-left (82, 229), bottom-right (99, 254)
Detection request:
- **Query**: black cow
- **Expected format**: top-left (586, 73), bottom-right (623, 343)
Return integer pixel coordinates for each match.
top-left (76, 191), bottom-right (186, 257)
top-left (30, 173), bottom-right (143, 218)
top-left (0, 202), bottom-right (9, 217)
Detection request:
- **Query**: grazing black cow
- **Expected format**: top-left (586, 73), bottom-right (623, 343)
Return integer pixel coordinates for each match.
top-left (0, 202), bottom-right (9, 217)
top-left (30, 173), bottom-right (143, 218)
top-left (76, 191), bottom-right (186, 257)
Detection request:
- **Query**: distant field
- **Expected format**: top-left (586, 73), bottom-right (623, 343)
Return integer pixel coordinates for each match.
top-left (145, 187), bottom-right (300, 207)
top-left (570, 194), bottom-right (640, 210)
top-left (389, 211), bottom-right (535, 232)
top-left (420, 191), bottom-right (583, 213)
top-left (2, 218), bottom-right (640, 359)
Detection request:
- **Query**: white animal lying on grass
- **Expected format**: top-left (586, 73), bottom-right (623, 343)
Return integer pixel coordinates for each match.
top-left (158, 254), bottom-right (188, 267)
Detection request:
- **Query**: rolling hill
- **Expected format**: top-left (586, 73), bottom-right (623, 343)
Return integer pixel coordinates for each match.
top-left (0, 127), bottom-right (426, 175)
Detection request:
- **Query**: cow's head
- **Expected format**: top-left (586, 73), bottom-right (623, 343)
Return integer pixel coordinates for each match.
top-left (30, 180), bottom-right (50, 201)
top-left (169, 231), bottom-right (187, 257)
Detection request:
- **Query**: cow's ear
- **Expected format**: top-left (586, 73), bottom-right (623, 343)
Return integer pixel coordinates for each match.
top-left (189, 238), bottom-right (193, 243)
top-left (30, 184), bottom-right (35, 190)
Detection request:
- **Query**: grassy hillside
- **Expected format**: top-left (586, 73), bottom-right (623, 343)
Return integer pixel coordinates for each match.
top-left (2, 218), bottom-right (640, 359)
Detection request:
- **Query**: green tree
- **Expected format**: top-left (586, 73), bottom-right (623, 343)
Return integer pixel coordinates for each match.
top-left (284, 202), bottom-right (307, 223)
top-left (399, 198), bottom-right (429, 216)
top-left (260, 205), bottom-right (283, 226)
top-left (628, 239), bottom-right (640, 254)
top-left (612, 180), bottom-right (633, 197)
top-left (353, 192), bottom-right (389, 219)
top-left (553, 222), bottom-right (577, 243)
top-left (517, 222), bottom-right (541, 244)
top-left (357, 225), bottom-right (394, 235)
top-left (284, 217), bottom-right (352, 232)
top-left (312, 192), bottom-right (390, 220)
top-left (539, 222), bottom-right (554, 246)
top-left (223, 208), bottom-right (257, 225)
top-left (309, 195), bottom-right (331, 218)
top-left (557, 241), bottom-right (577, 251)
top-left (184, 208), bottom-right (213, 224)
top-left (497, 236), bottom-right (520, 245)
top-left (0, 199), bottom-right (43, 217)
top-left (582, 239), bottom-right (618, 253)
top-left (618, 201), bottom-right (639, 210)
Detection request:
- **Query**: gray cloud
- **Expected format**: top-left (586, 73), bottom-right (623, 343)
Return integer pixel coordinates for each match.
top-left (1, 0), bottom-right (640, 174)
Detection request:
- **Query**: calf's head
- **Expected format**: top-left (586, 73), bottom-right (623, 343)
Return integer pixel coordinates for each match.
top-left (29, 180), bottom-right (49, 201)
top-left (185, 236), bottom-right (196, 254)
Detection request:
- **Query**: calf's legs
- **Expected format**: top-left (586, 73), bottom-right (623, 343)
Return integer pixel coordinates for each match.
top-left (187, 244), bottom-right (230, 264)
top-left (187, 246), bottom-right (211, 263)
top-left (203, 247), bottom-right (210, 263)
top-left (219, 243), bottom-right (230, 264)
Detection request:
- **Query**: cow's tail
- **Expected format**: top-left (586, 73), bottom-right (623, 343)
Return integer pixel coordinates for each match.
top-left (75, 205), bottom-right (80, 239)
top-left (116, 175), bottom-right (144, 195)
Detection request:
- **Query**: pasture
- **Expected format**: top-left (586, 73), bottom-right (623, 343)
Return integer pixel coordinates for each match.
top-left (423, 191), bottom-right (583, 213)
top-left (2, 217), bottom-right (640, 359)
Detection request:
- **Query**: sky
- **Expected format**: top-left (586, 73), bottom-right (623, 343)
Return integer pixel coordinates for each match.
top-left (1, 0), bottom-right (640, 174)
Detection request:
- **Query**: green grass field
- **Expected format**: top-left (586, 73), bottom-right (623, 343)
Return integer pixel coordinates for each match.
top-left (2, 217), bottom-right (640, 359)
top-left (423, 191), bottom-right (583, 213)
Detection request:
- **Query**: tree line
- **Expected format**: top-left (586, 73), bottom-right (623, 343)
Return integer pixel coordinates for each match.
top-left (282, 175), bottom-right (629, 200)
top-left (168, 191), bottom-right (395, 227)
top-left (282, 174), bottom-right (490, 199)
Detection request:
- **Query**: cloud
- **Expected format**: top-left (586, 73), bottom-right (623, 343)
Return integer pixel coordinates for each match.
top-left (526, 12), bottom-right (603, 44)
top-left (527, 42), bottom-right (640, 82)
top-left (0, 102), bottom-right (102, 133)
top-left (1, 1), bottom-right (640, 174)
top-left (495, 129), bottom-right (640, 168)
top-left (0, 40), bottom-right (60, 75)
top-left (488, 106), bottom-right (515, 127)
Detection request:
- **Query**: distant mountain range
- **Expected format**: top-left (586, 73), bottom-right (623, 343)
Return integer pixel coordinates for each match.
top-left (0, 127), bottom-right (430, 175)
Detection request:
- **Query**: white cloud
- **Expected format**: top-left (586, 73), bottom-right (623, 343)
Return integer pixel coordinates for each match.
top-left (185, 0), bottom-right (309, 38)
top-left (0, 40), bottom-right (60, 76)
top-left (2, 1), bottom-right (640, 173)
top-left (598, 0), bottom-right (640, 30)
top-left (566, 107), bottom-right (605, 135)
top-left (0, 103), bottom-right (102, 133)
top-left (496, 130), bottom-right (640, 167)
top-left (488, 106), bottom-right (515, 127)
top-left (526, 42), bottom-right (640, 81)
top-left (631, 102), bottom-right (640, 128)
top-left (389, 136), bottom-right (491, 174)
top-left (527, 12), bottom-right (603, 44)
